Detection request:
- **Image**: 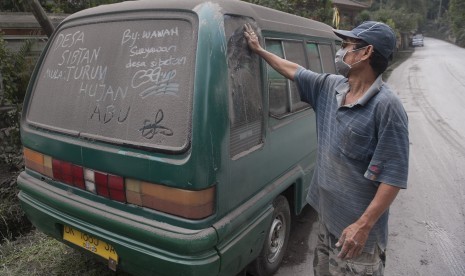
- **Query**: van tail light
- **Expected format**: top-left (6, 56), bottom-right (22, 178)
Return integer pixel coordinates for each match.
top-left (52, 159), bottom-right (64, 182)
top-left (52, 159), bottom-right (85, 189)
top-left (95, 171), bottom-right (110, 198)
top-left (72, 166), bottom-right (85, 189)
top-left (84, 169), bottom-right (126, 203)
top-left (24, 148), bottom-right (53, 178)
top-left (23, 147), bottom-right (214, 219)
top-left (84, 168), bottom-right (96, 194)
top-left (125, 179), bottom-right (215, 219)
top-left (61, 161), bottom-right (73, 184)
top-left (108, 175), bottom-right (126, 202)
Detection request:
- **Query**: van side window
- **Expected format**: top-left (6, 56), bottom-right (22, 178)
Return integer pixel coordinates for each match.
top-left (306, 43), bottom-right (323, 73)
top-left (266, 40), bottom-right (288, 116)
top-left (283, 41), bottom-right (310, 112)
top-left (319, 44), bottom-right (336, 73)
top-left (266, 39), bottom-right (310, 118)
top-left (225, 16), bottom-right (263, 158)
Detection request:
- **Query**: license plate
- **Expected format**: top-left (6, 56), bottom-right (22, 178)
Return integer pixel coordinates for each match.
top-left (63, 225), bottom-right (118, 263)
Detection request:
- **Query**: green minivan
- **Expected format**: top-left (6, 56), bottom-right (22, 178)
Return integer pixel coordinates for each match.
top-left (17, 0), bottom-right (340, 275)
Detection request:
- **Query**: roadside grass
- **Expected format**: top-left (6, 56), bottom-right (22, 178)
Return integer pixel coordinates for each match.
top-left (0, 167), bottom-right (131, 275)
top-left (0, 195), bottom-right (31, 240)
top-left (0, 47), bottom-right (415, 276)
top-left (0, 230), bottom-right (130, 276)
top-left (0, 168), bottom-right (32, 242)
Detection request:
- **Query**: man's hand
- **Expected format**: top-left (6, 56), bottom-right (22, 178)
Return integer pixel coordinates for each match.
top-left (336, 222), bottom-right (370, 260)
top-left (243, 23), bottom-right (299, 79)
top-left (336, 183), bottom-right (401, 260)
top-left (243, 23), bottom-right (262, 53)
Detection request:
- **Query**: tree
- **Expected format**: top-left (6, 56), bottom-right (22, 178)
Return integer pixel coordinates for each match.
top-left (0, 34), bottom-right (35, 164)
top-left (371, 0), bottom-right (427, 28)
top-left (241, 0), bottom-right (334, 25)
top-left (427, 0), bottom-right (450, 20)
top-left (0, 0), bottom-right (50, 12)
top-left (371, 7), bottom-right (419, 32)
top-left (0, 0), bottom-right (125, 13)
top-left (449, 0), bottom-right (465, 46)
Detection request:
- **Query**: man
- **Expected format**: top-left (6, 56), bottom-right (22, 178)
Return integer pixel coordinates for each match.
top-left (244, 21), bottom-right (409, 275)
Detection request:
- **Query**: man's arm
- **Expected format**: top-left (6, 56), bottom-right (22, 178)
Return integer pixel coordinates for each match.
top-left (336, 183), bottom-right (401, 259)
top-left (244, 24), bottom-right (299, 80)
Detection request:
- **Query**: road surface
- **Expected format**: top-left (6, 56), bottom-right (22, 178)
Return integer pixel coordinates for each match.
top-left (276, 37), bottom-right (465, 276)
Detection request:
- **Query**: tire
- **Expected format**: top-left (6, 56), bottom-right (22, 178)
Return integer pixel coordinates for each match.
top-left (249, 195), bottom-right (291, 276)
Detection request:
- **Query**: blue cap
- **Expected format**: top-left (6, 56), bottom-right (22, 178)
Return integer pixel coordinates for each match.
top-left (333, 21), bottom-right (396, 59)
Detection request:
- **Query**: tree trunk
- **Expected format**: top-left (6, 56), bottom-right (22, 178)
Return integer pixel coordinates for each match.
top-left (27, 0), bottom-right (54, 37)
top-left (401, 32), bottom-right (410, 50)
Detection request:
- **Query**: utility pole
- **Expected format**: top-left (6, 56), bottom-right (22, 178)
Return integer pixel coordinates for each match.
top-left (27, 0), bottom-right (54, 37)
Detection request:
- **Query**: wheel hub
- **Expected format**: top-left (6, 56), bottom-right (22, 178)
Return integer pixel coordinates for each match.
top-left (267, 214), bottom-right (286, 263)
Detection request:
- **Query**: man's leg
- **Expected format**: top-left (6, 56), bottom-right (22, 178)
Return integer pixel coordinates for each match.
top-left (313, 222), bottom-right (337, 276)
top-left (341, 247), bottom-right (385, 276)
top-left (314, 222), bottom-right (385, 276)
top-left (328, 245), bottom-right (385, 275)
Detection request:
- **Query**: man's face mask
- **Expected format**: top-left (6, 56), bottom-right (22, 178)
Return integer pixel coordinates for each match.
top-left (334, 46), bottom-right (368, 77)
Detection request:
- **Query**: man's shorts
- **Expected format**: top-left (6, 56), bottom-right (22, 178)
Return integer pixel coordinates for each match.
top-left (313, 222), bottom-right (386, 276)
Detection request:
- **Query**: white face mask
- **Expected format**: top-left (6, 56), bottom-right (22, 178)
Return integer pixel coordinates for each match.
top-left (334, 46), bottom-right (368, 77)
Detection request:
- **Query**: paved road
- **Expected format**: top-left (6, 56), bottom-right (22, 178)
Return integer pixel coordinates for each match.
top-left (386, 37), bottom-right (465, 276)
top-left (276, 37), bottom-right (465, 276)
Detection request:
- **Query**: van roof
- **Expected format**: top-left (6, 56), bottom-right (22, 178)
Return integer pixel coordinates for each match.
top-left (64, 0), bottom-right (338, 40)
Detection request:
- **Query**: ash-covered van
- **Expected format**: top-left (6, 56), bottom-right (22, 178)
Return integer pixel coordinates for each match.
top-left (17, 0), bottom-right (339, 275)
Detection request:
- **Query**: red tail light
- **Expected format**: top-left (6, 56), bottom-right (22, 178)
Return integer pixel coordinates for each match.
top-left (72, 165), bottom-right (85, 189)
top-left (95, 172), bottom-right (110, 197)
top-left (52, 159), bottom-right (64, 182)
top-left (108, 175), bottom-right (126, 203)
top-left (61, 161), bottom-right (73, 184)
top-left (52, 159), bottom-right (85, 189)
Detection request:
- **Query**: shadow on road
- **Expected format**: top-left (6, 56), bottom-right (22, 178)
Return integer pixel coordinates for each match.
top-left (281, 205), bottom-right (318, 267)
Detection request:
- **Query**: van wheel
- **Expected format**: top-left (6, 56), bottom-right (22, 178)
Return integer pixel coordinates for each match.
top-left (249, 195), bottom-right (291, 276)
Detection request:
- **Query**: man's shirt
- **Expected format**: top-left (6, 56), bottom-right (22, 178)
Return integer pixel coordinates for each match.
top-left (294, 67), bottom-right (409, 253)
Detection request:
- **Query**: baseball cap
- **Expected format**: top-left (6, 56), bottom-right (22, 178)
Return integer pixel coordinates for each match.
top-left (333, 21), bottom-right (396, 59)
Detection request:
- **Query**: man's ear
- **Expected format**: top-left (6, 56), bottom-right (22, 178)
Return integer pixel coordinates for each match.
top-left (363, 45), bottom-right (374, 60)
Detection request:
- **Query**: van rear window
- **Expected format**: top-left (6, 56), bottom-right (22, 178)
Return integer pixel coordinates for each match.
top-left (27, 16), bottom-right (196, 152)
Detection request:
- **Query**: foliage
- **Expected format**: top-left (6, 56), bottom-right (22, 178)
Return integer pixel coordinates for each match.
top-left (426, 0), bottom-right (450, 20)
top-left (370, 0), bottom-right (427, 32)
top-left (357, 10), bottom-right (371, 23)
top-left (380, 0), bottom-right (465, 48)
top-left (370, 7), bottom-right (420, 32)
top-left (449, 0), bottom-right (465, 47)
top-left (0, 35), bottom-right (35, 165)
top-left (0, 0), bottom-right (27, 12)
top-left (44, 0), bottom-right (125, 14)
top-left (241, 0), bottom-right (334, 25)
top-left (0, 37), bottom-right (34, 107)
top-left (370, 0), bottom-right (427, 14)
top-left (0, 0), bottom-right (125, 13)
top-left (0, 168), bottom-right (30, 242)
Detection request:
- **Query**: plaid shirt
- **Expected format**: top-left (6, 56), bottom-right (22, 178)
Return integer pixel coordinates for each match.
top-left (294, 67), bottom-right (409, 254)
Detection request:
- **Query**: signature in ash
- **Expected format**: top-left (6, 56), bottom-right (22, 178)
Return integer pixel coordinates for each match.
top-left (139, 109), bottom-right (174, 139)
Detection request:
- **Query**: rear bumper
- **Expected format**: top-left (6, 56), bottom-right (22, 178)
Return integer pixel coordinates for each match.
top-left (17, 171), bottom-right (220, 276)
